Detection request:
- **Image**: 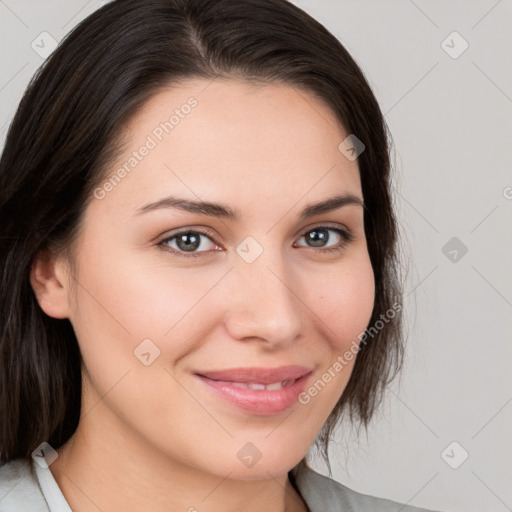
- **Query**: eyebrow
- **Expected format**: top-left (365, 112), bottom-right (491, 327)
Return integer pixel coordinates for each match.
top-left (134, 193), bottom-right (364, 220)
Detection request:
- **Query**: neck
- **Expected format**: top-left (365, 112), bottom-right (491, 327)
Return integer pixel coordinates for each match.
top-left (49, 410), bottom-right (309, 512)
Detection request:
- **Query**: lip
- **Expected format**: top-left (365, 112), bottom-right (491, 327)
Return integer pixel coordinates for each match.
top-left (194, 366), bottom-right (313, 415)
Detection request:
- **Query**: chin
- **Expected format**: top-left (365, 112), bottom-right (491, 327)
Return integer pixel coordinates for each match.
top-left (227, 462), bottom-right (294, 482)
top-left (225, 448), bottom-right (304, 481)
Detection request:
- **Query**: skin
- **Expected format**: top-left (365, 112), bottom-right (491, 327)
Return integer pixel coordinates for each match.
top-left (30, 78), bottom-right (375, 512)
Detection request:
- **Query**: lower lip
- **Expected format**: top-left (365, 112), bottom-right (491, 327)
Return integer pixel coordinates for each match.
top-left (195, 373), bottom-right (311, 415)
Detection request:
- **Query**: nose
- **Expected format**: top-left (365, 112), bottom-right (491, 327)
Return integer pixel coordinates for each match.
top-left (222, 248), bottom-right (304, 349)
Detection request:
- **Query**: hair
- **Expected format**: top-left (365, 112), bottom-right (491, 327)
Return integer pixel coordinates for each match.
top-left (0, 0), bottom-right (404, 474)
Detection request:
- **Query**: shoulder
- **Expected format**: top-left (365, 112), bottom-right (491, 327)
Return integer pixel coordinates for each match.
top-left (0, 458), bottom-right (49, 511)
top-left (290, 464), bottom-right (445, 512)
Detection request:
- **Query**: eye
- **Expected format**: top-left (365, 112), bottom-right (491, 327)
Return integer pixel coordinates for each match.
top-left (158, 229), bottom-right (220, 259)
top-left (295, 225), bottom-right (354, 254)
top-left (157, 224), bottom-right (354, 259)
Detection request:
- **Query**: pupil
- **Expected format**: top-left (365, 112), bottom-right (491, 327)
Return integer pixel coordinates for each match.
top-left (308, 229), bottom-right (327, 247)
top-left (177, 233), bottom-right (200, 252)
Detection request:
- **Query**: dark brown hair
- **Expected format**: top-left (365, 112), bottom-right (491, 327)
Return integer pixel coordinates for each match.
top-left (0, 0), bottom-right (404, 474)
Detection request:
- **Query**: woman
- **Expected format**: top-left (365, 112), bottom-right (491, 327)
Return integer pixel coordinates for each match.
top-left (0, 1), bottom-right (445, 510)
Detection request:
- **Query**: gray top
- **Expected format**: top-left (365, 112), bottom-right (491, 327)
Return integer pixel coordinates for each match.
top-left (0, 457), bottom-right (443, 511)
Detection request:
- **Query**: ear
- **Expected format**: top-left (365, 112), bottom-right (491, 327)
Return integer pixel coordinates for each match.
top-left (30, 248), bottom-right (72, 319)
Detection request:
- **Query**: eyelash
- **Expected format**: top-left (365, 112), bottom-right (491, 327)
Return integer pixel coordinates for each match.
top-left (157, 224), bottom-right (355, 260)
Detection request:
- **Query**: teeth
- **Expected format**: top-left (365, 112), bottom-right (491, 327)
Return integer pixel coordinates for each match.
top-left (247, 382), bottom-right (266, 390)
top-left (227, 379), bottom-right (295, 390)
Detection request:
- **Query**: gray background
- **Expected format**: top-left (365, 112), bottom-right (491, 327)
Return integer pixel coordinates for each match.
top-left (1, 1), bottom-right (511, 511)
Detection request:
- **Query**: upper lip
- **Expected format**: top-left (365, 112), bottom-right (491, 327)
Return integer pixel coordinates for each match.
top-left (195, 365), bottom-right (313, 384)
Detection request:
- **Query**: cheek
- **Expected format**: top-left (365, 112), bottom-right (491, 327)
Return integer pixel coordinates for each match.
top-left (294, 254), bottom-right (374, 429)
top-left (66, 249), bottom-right (214, 436)
top-left (316, 253), bottom-right (375, 353)
top-left (308, 253), bottom-right (373, 380)
top-left (67, 242), bottom-right (227, 371)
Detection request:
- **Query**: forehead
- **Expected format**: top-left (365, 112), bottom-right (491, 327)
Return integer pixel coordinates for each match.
top-left (91, 78), bottom-right (362, 220)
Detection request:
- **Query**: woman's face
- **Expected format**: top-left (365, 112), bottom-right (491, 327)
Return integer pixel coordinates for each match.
top-left (44, 78), bottom-right (375, 480)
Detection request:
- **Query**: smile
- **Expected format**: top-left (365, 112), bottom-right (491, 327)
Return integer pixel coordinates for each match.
top-left (194, 366), bottom-right (313, 415)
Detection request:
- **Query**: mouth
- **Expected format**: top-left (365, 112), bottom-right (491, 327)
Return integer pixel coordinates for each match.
top-left (193, 366), bottom-right (313, 415)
